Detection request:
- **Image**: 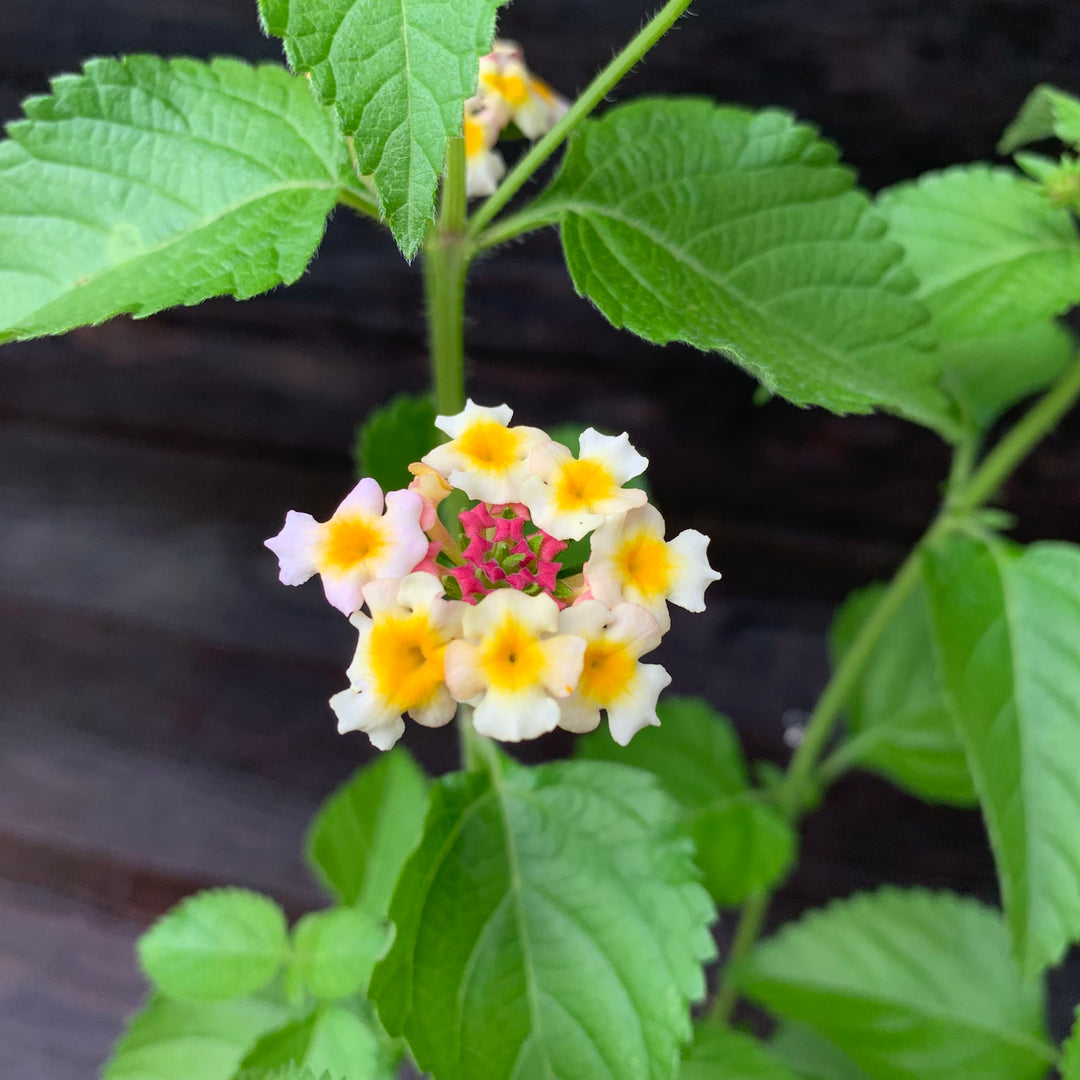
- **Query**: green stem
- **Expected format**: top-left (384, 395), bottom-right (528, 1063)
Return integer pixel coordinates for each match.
top-left (338, 185), bottom-right (382, 221)
top-left (440, 137), bottom-right (468, 236)
top-left (474, 206), bottom-right (551, 252)
top-left (466, 0), bottom-right (697, 242)
top-left (710, 354), bottom-right (1080, 1023)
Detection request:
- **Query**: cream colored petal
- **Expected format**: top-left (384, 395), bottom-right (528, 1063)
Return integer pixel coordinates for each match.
top-left (362, 578), bottom-right (402, 618)
top-left (461, 588), bottom-right (560, 642)
top-left (472, 687), bottom-right (561, 741)
top-left (539, 633), bottom-right (587, 698)
top-left (578, 428), bottom-right (648, 485)
top-left (444, 640), bottom-right (485, 702)
top-left (557, 694), bottom-right (602, 734)
top-left (557, 598), bottom-right (611, 640)
top-left (329, 688), bottom-right (405, 750)
top-left (320, 567), bottom-right (368, 616)
top-left (606, 664), bottom-right (671, 746)
top-left (408, 686), bottom-right (458, 729)
top-left (527, 439), bottom-right (573, 482)
top-left (373, 489), bottom-right (429, 578)
top-left (466, 147), bottom-right (506, 197)
top-left (434, 400), bottom-right (513, 441)
top-left (344, 613), bottom-right (375, 686)
top-left (265, 511), bottom-right (322, 586)
top-left (397, 570), bottom-right (447, 613)
top-left (336, 476), bottom-right (384, 518)
top-left (667, 529), bottom-right (722, 612)
top-left (605, 602), bottom-right (664, 659)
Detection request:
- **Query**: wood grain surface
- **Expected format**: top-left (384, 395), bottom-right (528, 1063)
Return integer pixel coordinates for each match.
top-left (2, 0), bottom-right (1080, 1075)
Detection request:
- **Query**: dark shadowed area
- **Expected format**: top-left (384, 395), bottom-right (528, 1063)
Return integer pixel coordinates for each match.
top-left (2, 0), bottom-right (1079, 1076)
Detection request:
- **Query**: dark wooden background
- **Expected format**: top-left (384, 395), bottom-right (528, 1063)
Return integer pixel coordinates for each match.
top-left (3, 1), bottom-right (1080, 1076)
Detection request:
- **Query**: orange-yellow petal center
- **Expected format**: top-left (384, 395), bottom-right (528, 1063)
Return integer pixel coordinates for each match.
top-left (479, 616), bottom-right (545, 692)
top-left (553, 458), bottom-right (616, 512)
top-left (320, 515), bottom-right (386, 574)
top-left (481, 71), bottom-right (530, 106)
top-left (616, 532), bottom-right (673, 599)
top-left (456, 419), bottom-right (521, 472)
top-left (464, 114), bottom-right (485, 158)
top-left (578, 639), bottom-right (636, 705)
top-left (370, 614), bottom-right (447, 711)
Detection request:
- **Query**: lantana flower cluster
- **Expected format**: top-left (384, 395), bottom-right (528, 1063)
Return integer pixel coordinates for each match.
top-left (464, 41), bottom-right (569, 197)
top-left (266, 403), bottom-right (721, 751)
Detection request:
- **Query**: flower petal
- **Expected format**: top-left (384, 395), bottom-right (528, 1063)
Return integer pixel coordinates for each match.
top-left (265, 511), bottom-right (322, 586)
top-left (606, 663), bottom-right (672, 746)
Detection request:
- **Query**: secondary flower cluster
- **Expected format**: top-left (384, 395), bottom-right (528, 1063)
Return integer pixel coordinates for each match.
top-left (464, 41), bottom-right (569, 197)
top-left (266, 403), bottom-right (721, 751)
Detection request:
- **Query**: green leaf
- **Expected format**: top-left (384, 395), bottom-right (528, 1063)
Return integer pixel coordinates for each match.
top-left (526, 99), bottom-right (957, 436)
top-left (829, 579), bottom-right (976, 806)
top-left (1000, 84), bottom-right (1080, 153)
top-left (291, 907), bottom-right (388, 1000)
top-left (238, 1067), bottom-right (331, 1080)
top-left (354, 393), bottom-right (438, 492)
top-left (924, 537), bottom-right (1080, 976)
top-left (369, 757), bottom-right (716, 1080)
top-left (579, 697), bottom-right (796, 904)
top-left (769, 1024), bottom-right (872, 1080)
top-left (261, 0), bottom-right (501, 257)
top-left (1061, 1009), bottom-right (1080, 1079)
top-left (735, 888), bottom-right (1055, 1080)
top-left (243, 1002), bottom-right (395, 1080)
top-left (773, 1019), bottom-right (872, 1080)
top-left (877, 166), bottom-right (1080, 426)
top-left (680, 1023), bottom-right (799, 1080)
top-left (241, 1006), bottom-right (392, 1080)
top-left (0, 56), bottom-right (353, 344)
top-left (101, 994), bottom-right (291, 1080)
top-left (138, 888), bottom-right (289, 1003)
top-left (936, 322), bottom-right (1075, 430)
top-left (306, 748), bottom-right (429, 917)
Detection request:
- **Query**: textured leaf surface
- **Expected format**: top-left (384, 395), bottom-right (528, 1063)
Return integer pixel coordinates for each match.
top-left (1000, 84), bottom-right (1080, 152)
top-left (736, 888), bottom-right (1054, 1080)
top-left (292, 907), bottom-right (388, 1000)
top-left (679, 1024), bottom-right (799, 1080)
top-left (0, 56), bottom-right (352, 343)
top-left (579, 697), bottom-right (795, 904)
top-left (830, 579), bottom-right (975, 805)
top-left (306, 748), bottom-right (429, 917)
top-left (527, 99), bottom-right (955, 434)
top-left (261, 0), bottom-right (501, 256)
top-left (138, 888), bottom-right (289, 1002)
top-left (925, 538), bottom-right (1080, 975)
top-left (769, 1024), bottom-right (871, 1080)
top-left (370, 757), bottom-right (716, 1080)
top-left (878, 166), bottom-right (1080, 425)
top-left (354, 393), bottom-right (438, 493)
top-left (240, 1007), bottom-right (391, 1080)
top-left (101, 994), bottom-right (291, 1080)
top-left (238, 1067), bottom-right (331, 1080)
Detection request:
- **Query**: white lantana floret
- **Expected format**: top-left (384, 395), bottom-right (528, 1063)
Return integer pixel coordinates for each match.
top-left (422, 400), bottom-right (549, 505)
top-left (585, 503), bottom-right (722, 632)
top-left (264, 478), bottom-right (429, 616)
top-left (557, 600), bottom-right (671, 745)
top-left (330, 572), bottom-right (464, 750)
top-left (445, 590), bottom-right (586, 742)
top-left (521, 428), bottom-right (649, 541)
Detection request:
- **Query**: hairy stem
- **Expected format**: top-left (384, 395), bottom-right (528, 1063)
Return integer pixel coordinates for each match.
top-left (466, 0), bottom-right (697, 241)
top-left (711, 354), bottom-right (1080, 1022)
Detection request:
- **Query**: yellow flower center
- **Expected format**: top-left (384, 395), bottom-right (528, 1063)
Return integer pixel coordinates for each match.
top-left (481, 71), bottom-right (530, 106)
top-left (369, 614), bottom-right (447, 711)
top-left (464, 114), bottom-right (485, 159)
top-left (320, 515), bottom-right (385, 574)
top-left (456, 419), bottom-right (521, 473)
top-left (553, 458), bottom-right (617, 513)
top-left (578, 639), bottom-right (636, 705)
top-left (479, 615), bottom-right (545, 692)
top-left (529, 76), bottom-right (556, 105)
top-left (616, 532), bottom-right (673, 599)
